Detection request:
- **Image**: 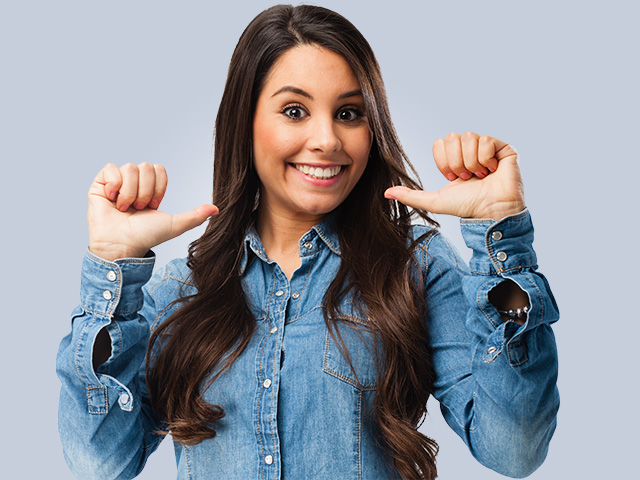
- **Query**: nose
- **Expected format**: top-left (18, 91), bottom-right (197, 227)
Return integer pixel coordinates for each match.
top-left (306, 116), bottom-right (342, 154)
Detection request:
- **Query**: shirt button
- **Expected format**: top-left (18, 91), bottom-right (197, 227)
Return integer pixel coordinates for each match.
top-left (102, 290), bottom-right (113, 300)
top-left (491, 231), bottom-right (503, 241)
top-left (487, 346), bottom-right (497, 354)
top-left (264, 455), bottom-right (273, 465)
top-left (106, 270), bottom-right (117, 281)
top-left (263, 379), bottom-right (272, 388)
top-left (292, 292), bottom-right (300, 299)
top-left (270, 326), bottom-right (278, 334)
top-left (496, 251), bottom-right (508, 262)
top-left (304, 242), bottom-right (313, 250)
top-left (119, 393), bottom-right (130, 404)
top-left (275, 290), bottom-right (284, 297)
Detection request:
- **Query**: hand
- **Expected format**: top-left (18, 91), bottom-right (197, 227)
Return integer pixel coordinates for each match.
top-left (385, 132), bottom-right (525, 221)
top-left (88, 162), bottom-right (218, 261)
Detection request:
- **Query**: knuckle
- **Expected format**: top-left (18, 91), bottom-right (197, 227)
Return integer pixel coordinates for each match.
top-left (462, 131), bottom-right (476, 138)
top-left (479, 135), bottom-right (492, 144)
top-left (138, 162), bottom-right (153, 172)
top-left (121, 163), bottom-right (138, 175)
top-left (445, 132), bottom-right (460, 142)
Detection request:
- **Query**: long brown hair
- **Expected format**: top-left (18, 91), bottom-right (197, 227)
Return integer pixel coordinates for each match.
top-left (147, 5), bottom-right (440, 479)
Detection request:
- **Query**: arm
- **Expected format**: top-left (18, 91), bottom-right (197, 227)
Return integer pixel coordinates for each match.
top-left (57, 251), bottom-right (164, 480)
top-left (421, 210), bottom-right (559, 478)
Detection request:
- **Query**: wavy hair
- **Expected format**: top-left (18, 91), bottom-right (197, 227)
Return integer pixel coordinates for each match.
top-left (147, 5), bottom-right (440, 479)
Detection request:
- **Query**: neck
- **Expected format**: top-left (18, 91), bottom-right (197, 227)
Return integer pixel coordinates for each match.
top-left (256, 203), bottom-right (324, 259)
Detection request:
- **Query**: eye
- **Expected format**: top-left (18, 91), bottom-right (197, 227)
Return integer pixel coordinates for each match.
top-left (281, 104), bottom-right (308, 120)
top-left (337, 108), bottom-right (363, 122)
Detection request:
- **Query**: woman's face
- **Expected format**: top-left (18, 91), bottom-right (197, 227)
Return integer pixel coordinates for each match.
top-left (252, 44), bottom-right (372, 223)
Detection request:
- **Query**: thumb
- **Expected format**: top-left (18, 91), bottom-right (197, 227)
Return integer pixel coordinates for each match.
top-left (168, 204), bottom-right (219, 238)
top-left (385, 186), bottom-right (442, 213)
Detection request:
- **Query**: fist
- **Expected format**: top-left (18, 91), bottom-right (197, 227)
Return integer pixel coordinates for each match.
top-left (88, 162), bottom-right (218, 261)
top-left (385, 132), bottom-right (525, 220)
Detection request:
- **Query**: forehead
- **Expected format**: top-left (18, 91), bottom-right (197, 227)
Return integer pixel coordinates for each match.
top-left (262, 45), bottom-right (360, 94)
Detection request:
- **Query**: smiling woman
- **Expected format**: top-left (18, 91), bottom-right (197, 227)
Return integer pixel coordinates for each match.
top-left (253, 45), bottom-right (372, 275)
top-left (57, 4), bottom-right (559, 480)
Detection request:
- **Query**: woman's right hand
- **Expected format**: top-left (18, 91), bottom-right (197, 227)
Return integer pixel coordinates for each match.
top-left (88, 162), bottom-right (218, 261)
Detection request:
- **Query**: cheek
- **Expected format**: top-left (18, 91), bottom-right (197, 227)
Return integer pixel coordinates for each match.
top-left (348, 128), bottom-right (373, 171)
top-left (253, 120), bottom-right (301, 163)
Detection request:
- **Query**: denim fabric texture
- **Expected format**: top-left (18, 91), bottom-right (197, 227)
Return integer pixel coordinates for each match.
top-left (57, 208), bottom-right (559, 479)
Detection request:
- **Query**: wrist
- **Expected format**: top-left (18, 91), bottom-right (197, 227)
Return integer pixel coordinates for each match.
top-left (88, 244), bottom-right (148, 262)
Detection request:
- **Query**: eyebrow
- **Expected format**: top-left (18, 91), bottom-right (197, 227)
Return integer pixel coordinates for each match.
top-left (271, 86), bottom-right (363, 100)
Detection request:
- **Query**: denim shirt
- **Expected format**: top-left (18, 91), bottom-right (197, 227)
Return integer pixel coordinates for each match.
top-left (57, 209), bottom-right (559, 480)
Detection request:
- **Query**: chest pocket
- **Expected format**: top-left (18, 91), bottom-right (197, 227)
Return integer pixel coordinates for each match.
top-left (322, 302), bottom-right (380, 390)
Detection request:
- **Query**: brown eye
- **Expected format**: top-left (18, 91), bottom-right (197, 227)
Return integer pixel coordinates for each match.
top-left (337, 108), bottom-right (362, 122)
top-left (282, 105), bottom-right (307, 120)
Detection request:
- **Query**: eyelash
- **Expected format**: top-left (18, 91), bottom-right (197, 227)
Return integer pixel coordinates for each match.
top-left (280, 104), bottom-right (365, 122)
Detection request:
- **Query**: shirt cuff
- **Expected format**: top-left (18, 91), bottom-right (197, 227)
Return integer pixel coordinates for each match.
top-left (80, 250), bottom-right (156, 316)
top-left (460, 208), bottom-right (537, 275)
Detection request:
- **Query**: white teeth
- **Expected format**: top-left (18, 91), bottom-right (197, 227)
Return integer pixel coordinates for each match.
top-left (294, 164), bottom-right (342, 179)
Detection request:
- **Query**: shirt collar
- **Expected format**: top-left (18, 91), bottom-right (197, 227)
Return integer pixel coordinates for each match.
top-left (239, 213), bottom-right (341, 275)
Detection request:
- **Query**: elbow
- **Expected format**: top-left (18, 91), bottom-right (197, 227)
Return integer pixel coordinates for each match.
top-left (475, 416), bottom-right (557, 478)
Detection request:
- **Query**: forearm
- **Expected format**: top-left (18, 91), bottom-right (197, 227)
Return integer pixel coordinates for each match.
top-left (424, 209), bottom-right (560, 477)
top-left (57, 251), bottom-right (163, 479)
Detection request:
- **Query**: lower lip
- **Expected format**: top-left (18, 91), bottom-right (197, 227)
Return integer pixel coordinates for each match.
top-left (289, 164), bottom-right (345, 187)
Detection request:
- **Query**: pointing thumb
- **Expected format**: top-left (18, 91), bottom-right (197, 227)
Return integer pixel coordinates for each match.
top-left (170, 204), bottom-right (219, 238)
top-left (384, 186), bottom-right (442, 214)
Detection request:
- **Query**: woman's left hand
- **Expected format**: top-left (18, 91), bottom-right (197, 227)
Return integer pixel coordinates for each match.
top-left (385, 132), bottom-right (525, 221)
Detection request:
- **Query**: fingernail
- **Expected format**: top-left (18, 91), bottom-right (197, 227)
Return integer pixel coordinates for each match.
top-left (107, 189), bottom-right (116, 201)
top-left (488, 165), bottom-right (497, 173)
top-left (134, 201), bottom-right (146, 210)
top-left (446, 173), bottom-right (457, 181)
top-left (475, 171), bottom-right (486, 179)
top-left (149, 200), bottom-right (159, 209)
top-left (118, 204), bottom-right (129, 212)
top-left (460, 172), bottom-right (472, 180)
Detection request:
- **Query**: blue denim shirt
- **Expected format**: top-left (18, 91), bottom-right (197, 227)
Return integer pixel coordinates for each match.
top-left (57, 209), bottom-right (559, 479)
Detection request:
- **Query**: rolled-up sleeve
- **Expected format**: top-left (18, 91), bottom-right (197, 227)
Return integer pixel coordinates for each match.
top-left (56, 250), bottom-right (164, 480)
top-left (422, 209), bottom-right (559, 478)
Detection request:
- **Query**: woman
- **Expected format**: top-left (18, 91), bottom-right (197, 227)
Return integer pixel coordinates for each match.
top-left (57, 4), bottom-right (559, 480)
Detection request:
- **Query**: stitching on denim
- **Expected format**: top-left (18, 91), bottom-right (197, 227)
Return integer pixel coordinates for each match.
top-left (75, 315), bottom-right (102, 383)
top-left (183, 444), bottom-right (191, 480)
top-left (80, 307), bottom-right (114, 317)
top-left (286, 304), bottom-right (323, 325)
top-left (358, 389), bottom-right (363, 480)
top-left (322, 330), bottom-right (376, 391)
top-left (315, 227), bottom-right (341, 255)
top-left (478, 278), bottom-right (500, 328)
top-left (256, 327), bottom-right (270, 480)
top-left (469, 387), bottom-right (478, 432)
top-left (470, 263), bottom-right (538, 275)
top-left (106, 320), bottom-right (123, 361)
top-left (86, 250), bottom-right (155, 267)
top-left (269, 312), bottom-right (279, 479)
top-left (87, 386), bottom-right (108, 414)
top-left (165, 274), bottom-right (196, 287)
top-left (507, 339), bottom-right (528, 366)
top-left (292, 250), bottom-right (317, 319)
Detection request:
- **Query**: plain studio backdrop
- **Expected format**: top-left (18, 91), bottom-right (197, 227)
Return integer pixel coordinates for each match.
top-left (1, 0), bottom-right (637, 478)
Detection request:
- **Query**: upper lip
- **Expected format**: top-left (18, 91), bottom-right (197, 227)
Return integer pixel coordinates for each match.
top-left (290, 162), bottom-right (347, 168)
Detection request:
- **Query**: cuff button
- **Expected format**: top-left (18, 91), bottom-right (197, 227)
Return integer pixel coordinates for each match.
top-left (496, 251), bottom-right (508, 262)
top-left (102, 290), bottom-right (113, 300)
top-left (491, 230), bottom-right (503, 241)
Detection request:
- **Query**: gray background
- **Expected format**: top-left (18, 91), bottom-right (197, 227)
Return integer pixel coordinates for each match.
top-left (2, 0), bottom-right (637, 478)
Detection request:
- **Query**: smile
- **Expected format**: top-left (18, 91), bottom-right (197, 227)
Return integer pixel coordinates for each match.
top-left (293, 164), bottom-right (343, 180)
